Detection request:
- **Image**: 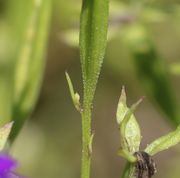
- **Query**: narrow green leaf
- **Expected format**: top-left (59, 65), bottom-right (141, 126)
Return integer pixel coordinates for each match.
top-left (65, 72), bottom-right (81, 112)
top-left (11, 0), bottom-right (52, 140)
top-left (117, 87), bottom-right (142, 154)
top-left (80, 0), bottom-right (109, 105)
top-left (145, 125), bottom-right (180, 156)
top-left (0, 122), bottom-right (13, 150)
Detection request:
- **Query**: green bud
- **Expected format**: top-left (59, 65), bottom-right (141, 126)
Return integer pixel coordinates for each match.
top-left (117, 87), bottom-right (142, 154)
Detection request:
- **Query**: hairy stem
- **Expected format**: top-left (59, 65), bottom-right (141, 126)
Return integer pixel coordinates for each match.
top-left (81, 106), bottom-right (91, 178)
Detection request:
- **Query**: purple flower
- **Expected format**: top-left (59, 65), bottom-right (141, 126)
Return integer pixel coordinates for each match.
top-left (0, 154), bottom-right (24, 178)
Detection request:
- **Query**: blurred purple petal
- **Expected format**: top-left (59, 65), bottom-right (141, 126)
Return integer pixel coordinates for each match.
top-left (0, 153), bottom-right (26, 178)
top-left (0, 154), bottom-right (17, 173)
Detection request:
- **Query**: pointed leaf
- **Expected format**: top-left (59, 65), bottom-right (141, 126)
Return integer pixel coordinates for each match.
top-left (65, 72), bottom-right (81, 112)
top-left (0, 122), bottom-right (13, 150)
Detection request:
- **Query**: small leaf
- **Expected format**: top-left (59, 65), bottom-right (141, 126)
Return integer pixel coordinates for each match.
top-left (65, 72), bottom-right (81, 112)
top-left (117, 87), bottom-right (142, 154)
top-left (0, 122), bottom-right (13, 150)
top-left (145, 125), bottom-right (180, 156)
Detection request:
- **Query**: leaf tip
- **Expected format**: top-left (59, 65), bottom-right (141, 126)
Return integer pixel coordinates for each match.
top-left (65, 71), bottom-right (82, 112)
top-left (119, 86), bottom-right (127, 105)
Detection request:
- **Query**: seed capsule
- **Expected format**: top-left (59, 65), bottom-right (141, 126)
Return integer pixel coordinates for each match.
top-left (134, 151), bottom-right (157, 178)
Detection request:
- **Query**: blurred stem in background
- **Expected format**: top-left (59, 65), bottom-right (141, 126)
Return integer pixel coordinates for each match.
top-left (0, 0), bottom-right (21, 126)
top-left (0, 24), bottom-right (15, 125)
top-left (0, 0), bottom-right (52, 142)
top-left (11, 0), bottom-right (52, 141)
top-left (124, 24), bottom-right (180, 126)
top-left (79, 0), bottom-right (109, 178)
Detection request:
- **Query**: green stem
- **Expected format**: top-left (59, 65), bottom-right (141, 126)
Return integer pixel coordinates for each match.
top-left (121, 162), bottom-right (135, 178)
top-left (81, 106), bottom-right (91, 178)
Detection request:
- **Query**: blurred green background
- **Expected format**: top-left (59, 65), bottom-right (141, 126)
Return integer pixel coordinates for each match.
top-left (1, 0), bottom-right (180, 178)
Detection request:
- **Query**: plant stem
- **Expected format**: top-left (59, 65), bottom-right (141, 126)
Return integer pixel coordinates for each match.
top-left (81, 106), bottom-right (91, 178)
top-left (121, 162), bottom-right (135, 178)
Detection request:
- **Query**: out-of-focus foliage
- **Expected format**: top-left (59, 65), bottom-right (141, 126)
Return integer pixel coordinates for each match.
top-left (123, 24), bottom-right (179, 125)
top-left (170, 63), bottom-right (180, 76)
top-left (0, 0), bottom-right (51, 140)
top-left (1, 0), bottom-right (180, 178)
top-left (0, 25), bottom-right (14, 124)
top-left (11, 0), bottom-right (52, 140)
